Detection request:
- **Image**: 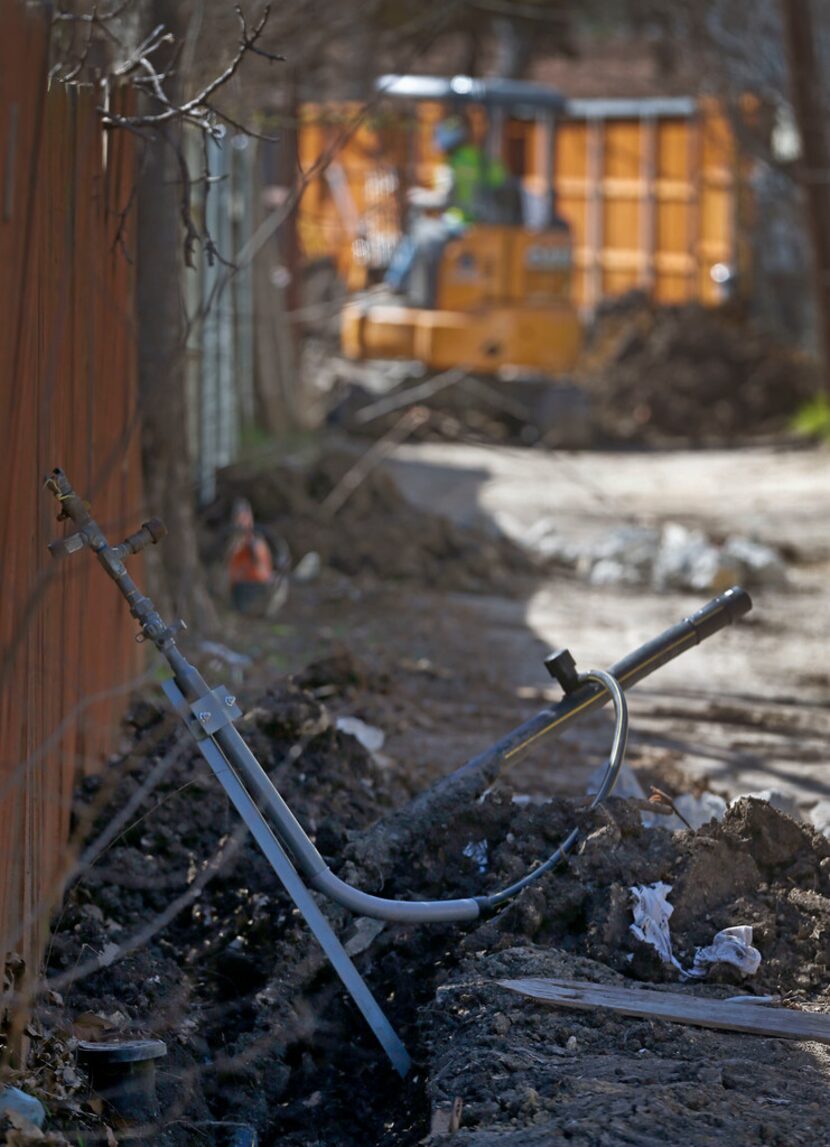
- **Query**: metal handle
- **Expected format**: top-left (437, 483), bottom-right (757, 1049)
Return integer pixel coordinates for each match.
top-left (114, 518), bottom-right (167, 558)
top-left (45, 471), bottom-right (167, 562)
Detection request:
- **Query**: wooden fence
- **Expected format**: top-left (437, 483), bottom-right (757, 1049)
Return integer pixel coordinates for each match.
top-left (0, 3), bottom-right (143, 979)
top-left (297, 95), bottom-right (742, 309)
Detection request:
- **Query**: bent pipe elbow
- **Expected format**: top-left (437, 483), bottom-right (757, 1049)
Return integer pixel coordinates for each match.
top-left (310, 868), bottom-right (481, 923)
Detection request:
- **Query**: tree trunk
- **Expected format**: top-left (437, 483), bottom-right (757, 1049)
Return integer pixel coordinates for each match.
top-left (780, 0), bottom-right (830, 392)
top-left (494, 16), bottom-right (533, 79)
top-left (136, 2), bottom-right (218, 630)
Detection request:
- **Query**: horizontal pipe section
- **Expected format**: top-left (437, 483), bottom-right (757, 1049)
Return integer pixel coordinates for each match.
top-left (310, 869), bottom-right (480, 923)
top-left (452, 586), bottom-right (752, 780)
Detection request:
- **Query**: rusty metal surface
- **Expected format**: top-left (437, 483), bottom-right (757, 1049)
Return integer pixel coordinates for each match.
top-left (0, 3), bottom-right (143, 976)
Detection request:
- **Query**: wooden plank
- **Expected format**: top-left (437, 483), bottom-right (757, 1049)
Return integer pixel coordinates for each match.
top-left (430, 1098), bottom-right (463, 1137)
top-left (498, 978), bottom-right (830, 1045)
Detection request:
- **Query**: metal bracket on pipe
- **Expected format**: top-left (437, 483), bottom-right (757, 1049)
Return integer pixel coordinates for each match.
top-left (160, 677), bottom-right (411, 1077)
top-left (189, 686), bottom-right (242, 738)
top-left (45, 469), bottom-right (752, 1079)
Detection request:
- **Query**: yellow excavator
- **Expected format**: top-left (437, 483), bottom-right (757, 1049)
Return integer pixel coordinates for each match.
top-left (340, 75), bottom-right (584, 423)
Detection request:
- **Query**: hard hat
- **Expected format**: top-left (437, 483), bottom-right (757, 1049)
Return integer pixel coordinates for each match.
top-left (434, 116), bottom-right (466, 153)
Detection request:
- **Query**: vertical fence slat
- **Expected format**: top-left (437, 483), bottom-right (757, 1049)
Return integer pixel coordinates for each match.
top-left (0, 2), bottom-right (142, 980)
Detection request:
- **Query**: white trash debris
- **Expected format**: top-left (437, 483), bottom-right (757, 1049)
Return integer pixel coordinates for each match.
top-left (463, 839), bottom-right (489, 873)
top-left (588, 765), bottom-right (725, 833)
top-left (629, 882), bottom-right (684, 972)
top-left (335, 716), bottom-right (385, 754)
top-left (587, 761), bottom-right (646, 801)
top-left (662, 791), bottom-right (728, 832)
top-left (629, 882), bottom-right (761, 979)
top-left (690, 925), bottom-right (762, 978)
top-left (294, 551), bottom-right (322, 582)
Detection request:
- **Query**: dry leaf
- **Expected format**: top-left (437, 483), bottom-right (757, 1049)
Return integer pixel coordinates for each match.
top-left (7, 1111), bottom-right (44, 1141)
top-left (71, 1011), bottom-right (119, 1040)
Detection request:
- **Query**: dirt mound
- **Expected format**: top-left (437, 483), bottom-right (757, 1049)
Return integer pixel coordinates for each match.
top-left (35, 684), bottom-right (412, 1145)
top-left (424, 945), bottom-right (829, 1146)
top-left (207, 449), bottom-right (536, 594)
top-left (324, 300), bottom-right (817, 450)
top-left (580, 298), bottom-right (818, 444)
top-left (327, 374), bottom-right (555, 447)
top-left (25, 677), bottom-right (830, 1145)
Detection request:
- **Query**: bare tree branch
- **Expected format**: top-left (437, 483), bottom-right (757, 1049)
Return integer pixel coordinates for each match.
top-left (100, 5), bottom-right (280, 133)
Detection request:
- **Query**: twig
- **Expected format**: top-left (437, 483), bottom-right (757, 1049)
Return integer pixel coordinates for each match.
top-left (53, 0), bottom-right (134, 23)
top-left (101, 6), bottom-right (279, 131)
top-left (207, 104), bottom-right (279, 144)
top-left (320, 407), bottom-right (430, 517)
top-left (649, 785), bottom-right (694, 829)
top-left (354, 367), bottom-right (467, 425)
top-left (167, 129), bottom-right (200, 269)
top-left (112, 23), bottom-right (171, 78)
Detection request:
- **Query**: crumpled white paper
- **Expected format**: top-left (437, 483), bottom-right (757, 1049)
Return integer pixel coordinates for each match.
top-left (335, 716), bottom-right (385, 754)
top-left (629, 882), bottom-right (684, 972)
top-left (629, 883), bottom-right (761, 980)
top-left (689, 925), bottom-right (762, 978)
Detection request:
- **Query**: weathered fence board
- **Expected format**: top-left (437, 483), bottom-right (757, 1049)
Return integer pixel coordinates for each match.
top-left (0, 2), bottom-right (142, 980)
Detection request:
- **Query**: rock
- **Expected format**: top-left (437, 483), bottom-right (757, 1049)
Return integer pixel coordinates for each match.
top-left (522, 518), bottom-right (581, 566)
top-left (652, 523), bottom-right (727, 593)
top-left (589, 557), bottom-right (642, 587)
top-left (721, 536), bottom-right (788, 588)
top-left (534, 519), bottom-right (790, 595)
top-left (343, 916), bottom-right (385, 957)
top-left (584, 526), bottom-right (660, 586)
top-left (809, 799), bottom-right (830, 837)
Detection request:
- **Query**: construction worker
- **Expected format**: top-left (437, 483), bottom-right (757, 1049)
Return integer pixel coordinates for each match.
top-left (386, 115), bottom-right (507, 303)
top-left (227, 498), bottom-right (287, 617)
top-left (415, 115), bottom-right (507, 222)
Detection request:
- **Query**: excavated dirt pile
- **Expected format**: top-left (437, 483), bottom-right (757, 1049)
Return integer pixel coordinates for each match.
top-left (323, 299), bottom-right (816, 450)
top-left (27, 672), bottom-right (830, 1145)
top-left (580, 297), bottom-right (818, 445)
top-left (326, 372), bottom-right (558, 447)
top-left (206, 450), bottom-right (535, 594)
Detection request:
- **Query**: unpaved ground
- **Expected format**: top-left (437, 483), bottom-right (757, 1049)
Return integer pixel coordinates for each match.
top-left (385, 442), bottom-right (830, 803)
top-left (16, 439), bottom-right (830, 1146)
top-left (326, 301), bottom-right (818, 449)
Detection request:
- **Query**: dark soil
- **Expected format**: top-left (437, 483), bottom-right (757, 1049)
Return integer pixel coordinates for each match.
top-left (28, 667), bottom-right (830, 1146)
top-left (204, 449), bottom-right (536, 595)
top-left (580, 297), bottom-right (819, 446)
top-left (323, 299), bottom-right (818, 449)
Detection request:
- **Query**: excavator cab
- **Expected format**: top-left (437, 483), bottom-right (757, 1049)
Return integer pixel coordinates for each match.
top-left (341, 75), bottom-right (583, 380)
